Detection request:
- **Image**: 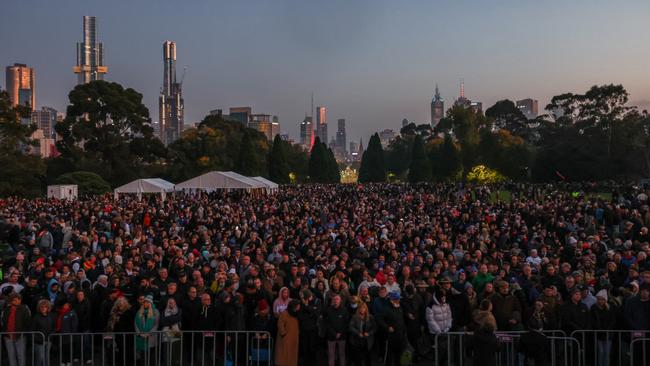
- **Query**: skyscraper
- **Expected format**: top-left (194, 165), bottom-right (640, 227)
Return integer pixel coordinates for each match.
top-left (74, 16), bottom-right (108, 84)
top-left (300, 116), bottom-right (313, 149)
top-left (431, 84), bottom-right (444, 128)
top-left (336, 118), bottom-right (347, 153)
top-left (229, 107), bottom-right (252, 125)
top-left (271, 116), bottom-right (281, 140)
top-left (316, 106), bottom-right (327, 143)
top-left (31, 107), bottom-right (58, 139)
top-left (5, 63), bottom-right (35, 109)
top-left (158, 41), bottom-right (184, 145)
top-left (516, 98), bottom-right (539, 119)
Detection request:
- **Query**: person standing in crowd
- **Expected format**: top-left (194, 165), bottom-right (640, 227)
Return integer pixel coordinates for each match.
top-left (491, 281), bottom-right (523, 331)
top-left (273, 287), bottom-right (291, 317)
top-left (1, 293), bottom-right (31, 366)
top-left (348, 302), bottom-right (376, 366)
top-left (323, 294), bottom-right (350, 366)
top-left (31, 299), bottom-right (55, 366)
top-left (591, 289), bottom-right (617, 366)
top-left (468, 323), bottom-right (500, 366)
top-left (56, 300), bottom-right (79, 366)
top-left (107, 296), bottom-right (134, 366)
top-left (159, 298), bottom-right (182, 366)
top-left (519, 318), bottom-right (550, 366)
top-left (275, 299), bottom-right (300, 366)
top-left (134, 295), bottom-right (159, 364)
top-left (297, 289), bottom-right (321, 365)
top-left (377, 291), bottom-right (407, 366)
top-left (561, 288), bottom-right (590, 334)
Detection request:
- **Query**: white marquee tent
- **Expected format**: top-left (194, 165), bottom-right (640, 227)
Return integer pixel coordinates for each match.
top-left (250, 176), bottom-right (279, 193)
top-left (175, 171), bottom-right (267, 193)
top-left (113, 178), bottom-right (175, 200)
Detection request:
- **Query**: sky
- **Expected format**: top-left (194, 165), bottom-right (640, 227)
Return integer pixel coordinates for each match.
top-left (2, 0), bottom-right (650, 144)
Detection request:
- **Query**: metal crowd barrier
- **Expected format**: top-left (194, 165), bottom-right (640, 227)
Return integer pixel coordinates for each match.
top-left (630, 338), bottom-right (650, 366)
top-left (571, 330), bottom-right (649, 366)
top-left (47, 330), bottom-right (272, 366)
top-left (433, 330), bottom-right (578, 366)
top-left (0, 332), bottom-right (47, 366)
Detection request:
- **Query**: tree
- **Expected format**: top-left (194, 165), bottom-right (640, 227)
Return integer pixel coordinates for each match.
top-left (167, 115), bottom-right (269, 181)
top-left (308, 137), bottom-right (330, 183)
top-left (235, 130), bottom-right (266, 176)
top-left (408, 135), bottom-right (432, 182)
top-left (430, 134), bottom-right (461, 181)
top-left (54, 81), bottom-right (166, 186)
top-left (56, 171), bottom-right (111, 196)
top-left (358, 133), bottom-right (386, 182)
top-left (326, 147), bottom-right (341, 183)
top-left (268, 135), bottom-right (291, 184)
top-left (485, 99), bottom-right (529, 137)
top-left (0, 91), bottom-right (46, 197)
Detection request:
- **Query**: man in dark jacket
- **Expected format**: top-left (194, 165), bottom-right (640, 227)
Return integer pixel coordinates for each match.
top-left (1, 293), bottom-right (32, 366)
top-left (519, 318), bottom-right (551, 366)
top-left (491, 281), bottom-right (523, 331)
top-left (377, 291), bottom-right (407, 366)
top-left (560, 287), bottom-right (590, 334)
top-left (623, 283), bottom-right (650, 330)
top-left (323, 294), bottom-right (349, 366)
top-left (297, 289), bottom-right (322, 365)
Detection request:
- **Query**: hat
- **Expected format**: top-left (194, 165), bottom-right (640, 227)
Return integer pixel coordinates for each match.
top-left (144, 295), bottom-right (154, 304)
top-left (416, 280), bottom-right (428, 288)
top-left (572, 270), bottom-right (584, 277)
top-left (36, 257), bottom-right (46, 265)
top-left (439, 276), bottom-right (452, 284)
top-left (595, 289), bottom-right (608, 301)
top-left (570, 287), bottom-right (582, 295)
top-left (388, 291), bottom-right (401, 301)
top-left (228, 268), bottom-right (237, 275)
top-left (257, 299), bottom-right (269, 312)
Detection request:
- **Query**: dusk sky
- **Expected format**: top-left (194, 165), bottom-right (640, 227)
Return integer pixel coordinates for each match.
top-left (2, 0), bottom-right (650, 143)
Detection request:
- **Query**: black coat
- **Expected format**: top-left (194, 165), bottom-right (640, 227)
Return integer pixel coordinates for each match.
top-left (73, 299), bottom-right (92, 332)
top-left (519, 330), bottom-right (550, 366)
top-left (468, 328), bottom-right (500, 366)
top-left (323, 305), bottom-right (350, 341)
top-left (31, 313), bottom-right (56, 344)
top-left (377, 304), bottom-right (407, 348)
top-left (560, 301), bottom-right (590, 333)
top-left (180, 297), bottom-right (202, 331)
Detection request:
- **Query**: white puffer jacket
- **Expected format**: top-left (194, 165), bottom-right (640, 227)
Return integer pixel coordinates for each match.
top-left (426, 295), bottom-right (453, 334)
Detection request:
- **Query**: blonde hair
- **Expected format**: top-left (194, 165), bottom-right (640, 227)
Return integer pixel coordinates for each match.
top-left (355, 302), bottom-right (369, 321)
top-left (37, 299), bottom-right (52, 312)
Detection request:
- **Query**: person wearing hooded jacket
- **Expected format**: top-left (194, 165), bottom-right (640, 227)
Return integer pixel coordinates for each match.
top-left (134, 295), bottom-right (159, 364)
top-left (426, 290), bottom-right (453, 335)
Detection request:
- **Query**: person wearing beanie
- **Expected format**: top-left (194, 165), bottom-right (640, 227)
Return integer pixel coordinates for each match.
top-left (591, 288), bottom-right (616, 366)
top-left (134, 294), bottom-right (159, 355)
top-left (250, 298), bottom-right (274, 363)
top-left (377, 291), bottom-right (407, 366)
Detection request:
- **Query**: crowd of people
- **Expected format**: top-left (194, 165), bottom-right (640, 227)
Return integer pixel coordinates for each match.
top-left (1, 183), bottom-right (650, 366)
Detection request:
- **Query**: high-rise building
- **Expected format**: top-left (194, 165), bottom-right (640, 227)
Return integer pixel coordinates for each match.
top-left (249, 114), bottom-right (273, 140)
top-left (158, 41), bottom-right (184, 145)
top-left (516, 98), bottom-right (539, 119)
top-left (271, 116), bottom-right (281, 140)
top-left (349, 141), bottom-right (359, 160)
top-left (300, 116), bottom-right (313, 149)
top-left (5, 63), bottom-right (35, 109)
top-left (336, 118), bottom-right (346, 153)
top-left (316, 106), bottom-right (327, 143)
top-left (229, 107), bottom-right (252, 125)
top-left (379, 129), bottom-right (396, 147)
top-left (454, 79), bottom-right (482, 113)
top-left (74, 16), bottom-right (108, 84)
top-left (31, 107), bottom-right (58, 139)
top-left (431, 84), bottom-right (444, 128)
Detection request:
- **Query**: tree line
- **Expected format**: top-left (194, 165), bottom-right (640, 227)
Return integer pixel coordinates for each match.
top-left (0, 81), bottom-right (338, 197)
top-left (359, 84), bottom-right (650, 183)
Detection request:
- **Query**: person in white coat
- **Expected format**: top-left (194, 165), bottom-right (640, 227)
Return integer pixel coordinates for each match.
top-left (426, 290), bottom-right (453, 335)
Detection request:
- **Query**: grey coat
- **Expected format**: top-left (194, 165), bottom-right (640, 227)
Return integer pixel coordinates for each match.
top-left (348, 314), bottom-right (376, 350)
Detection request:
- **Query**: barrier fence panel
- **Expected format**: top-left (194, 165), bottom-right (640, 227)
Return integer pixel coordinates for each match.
top-left (0, 332), bottom-right (46, 366)
top-left (434, 330), bottom-right (574, 366)
top-left (47, 330), bottom-right (272, 366)
top-left (629, 337), bottom-right (650, 366)
top-left (571, 330), bottom-right (649, 366)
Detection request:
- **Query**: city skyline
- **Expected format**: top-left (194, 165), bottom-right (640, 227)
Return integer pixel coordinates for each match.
top-left (2, 1), bottom-right (650, 144)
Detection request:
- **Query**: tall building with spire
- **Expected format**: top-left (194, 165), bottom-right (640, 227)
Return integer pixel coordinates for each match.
top-left (158, 41), bottom-right (184, 145)
top-left (5, 63), bottom-right (35, 109)
top-left (74, 16), bottom-right (108, 84)
top-left (430, 84), bottom-right (444, 128)
top-left (454, 79), bottom-right (482, 113)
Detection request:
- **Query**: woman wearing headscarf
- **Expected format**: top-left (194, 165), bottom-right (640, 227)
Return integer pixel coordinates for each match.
top-left (159, 298), bottom-right (182, 366)
top-left (275, 300), bottom-right (300, 366)
top-left (134, 295), bottom-right (159, 365)
top-left (273, 287), bottom-right (291, 317)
